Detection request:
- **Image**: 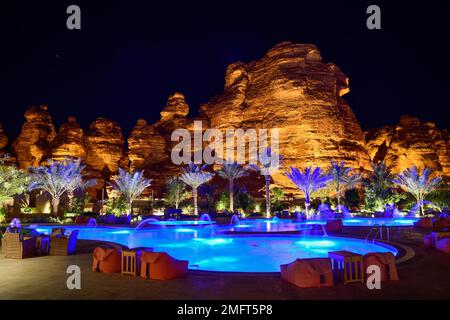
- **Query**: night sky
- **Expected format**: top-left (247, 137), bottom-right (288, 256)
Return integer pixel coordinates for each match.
top-left (2, 0), bottom-right (449, 139)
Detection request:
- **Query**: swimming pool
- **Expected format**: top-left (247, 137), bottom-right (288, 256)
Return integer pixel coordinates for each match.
top-left (32, 225), bottom-right (397, 272)
top-left (225, 217), bottom-right (419, 233)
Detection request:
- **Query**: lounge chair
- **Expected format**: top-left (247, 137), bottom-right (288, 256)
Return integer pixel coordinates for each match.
top-left (50, 230), bottom-right (79, 256)
top-left (92, 247), bottom-right (122, 273)
top-left (363, 252), bottom-right (399, 281)
top-left (140, 252), bottom-right (188, 280)
top-left (280, 258), bottom-right (333, 288)
top-left (1, 233), bottom-right (37, 259)
top-left (435, 238), bottom-right (450, 254)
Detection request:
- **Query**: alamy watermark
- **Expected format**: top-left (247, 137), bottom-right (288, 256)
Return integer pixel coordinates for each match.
top-left (66, 265), bottom-right (81, 290)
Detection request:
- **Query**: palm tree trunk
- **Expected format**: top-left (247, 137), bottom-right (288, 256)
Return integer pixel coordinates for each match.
top-left (265, 175), bottom-right (271, 218)
top-left (68, 190), bottom-right (74, 212)
top-left (418, 199), bottom-right (423, 216)
top-left (128, 200), bottom-right (133, 215)
top-left (193, 187), bottom-right (198, 216)
top-left (52, 196), bottom-right (60, 217)
top-left (305, 193), bottom-right (310, 217)
top-left (337, 194), bottom-right (341, 213)
top-left (229, 179), bottom-right (234, 213)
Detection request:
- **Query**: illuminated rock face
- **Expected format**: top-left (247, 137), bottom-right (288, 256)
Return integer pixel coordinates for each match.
top-left (128, 92), bottom-right (207, 192)
top-left (12, 105), bottom-right (57, 169)
top-left (200, 42), bottom-right (371, 191)
top-left (0, 125), bottom-right (7, 155)
top-left (85, 118), bottom-right (126, 174)
top-left (365, 115), bottom-right (450, 176)
top-left (6, 43), bottom-right (450, 197)
top-left (50, 116), bottom-right (86, 161)
top-left (128, 118), bottom-right (168, 170)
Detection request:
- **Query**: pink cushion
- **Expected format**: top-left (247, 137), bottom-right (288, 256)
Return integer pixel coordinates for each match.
top-left (363, 252), bottom-right (399, 281)
top-left (414, 218), bottom-right (433, 228)
top-left (436, 238), bottom-right (450, 254)
top-left (281, 258), bottom-right (333, 288)
top-left (424, 234), bottom-right (433, 247)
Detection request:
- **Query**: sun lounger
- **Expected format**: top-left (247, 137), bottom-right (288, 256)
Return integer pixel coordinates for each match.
top-left (140, 252), bottom-right (188, 280)
top-left (280, 258), bottom-right (333, 288)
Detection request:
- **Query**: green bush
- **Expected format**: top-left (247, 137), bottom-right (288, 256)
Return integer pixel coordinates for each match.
top-left (106, 197), bottom-right (128, 216)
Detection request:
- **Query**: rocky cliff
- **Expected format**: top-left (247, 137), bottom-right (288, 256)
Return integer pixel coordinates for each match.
top-left (12, 105), bottom-right (57, 169)
top-left (2, 42), bottom-right (448, 198)
top-left (0, 125), bottom-right (8, 156)
top-left (200, 42), bottom-right (371, 191)
top-left (365, 115), bottom-right (450, 176)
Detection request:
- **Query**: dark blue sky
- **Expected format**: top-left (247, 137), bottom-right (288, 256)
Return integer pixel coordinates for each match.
top-left (2, 0), bottom-right (449, 138)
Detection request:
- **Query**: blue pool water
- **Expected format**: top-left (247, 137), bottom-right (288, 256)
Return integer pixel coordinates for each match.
top-left (32, 225), bottom-right (397, 272)
top-left (226, 217), bottom-right (419, 233)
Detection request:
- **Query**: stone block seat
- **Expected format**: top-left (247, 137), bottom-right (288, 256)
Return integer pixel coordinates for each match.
top-left (363, 252), bottom-right (399, 281)
top-left (280, 258), bottom-right (333, 288)
top-left (92, 247), bottom-right (122, 273)
top-left (435, 238), bottom-right (450, 254)
top-left (140, 252), bottom-right (188, 280)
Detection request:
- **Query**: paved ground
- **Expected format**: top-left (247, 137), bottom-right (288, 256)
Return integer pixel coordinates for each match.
top-left (1, 227), bottom-right (449, 300)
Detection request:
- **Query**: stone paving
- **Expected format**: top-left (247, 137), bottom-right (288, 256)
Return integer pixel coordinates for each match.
top-left (1, 228), bottom-right (449, 300)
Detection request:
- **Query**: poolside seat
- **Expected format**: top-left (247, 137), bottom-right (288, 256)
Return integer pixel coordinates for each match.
top-left (75, 215), bottom-right (89, 224)
top-left (414, 218), bottom-right (433, 228)
top-left (424, 234), bottom-right (433, 247)
top-left (50, 228), bottom-right (66, 238)
top-left (325, 219), bottom-right (343, 233)
top-left (280, 258), bottom-right (333, 288)
top-left (50, 230), bottom-right (79, 256)
top-left (1, 233), bottom-right (37, 259)
top-left (102, 214), bottom-right (116, 224)
top-left (435, 238), bottom-right (450, 254)
top-left (363, 252), bottom-right (398, 281)
top-left (92, 247), bottom-right (122, 273)
top-left (140, 252), bottom-right (188, 280)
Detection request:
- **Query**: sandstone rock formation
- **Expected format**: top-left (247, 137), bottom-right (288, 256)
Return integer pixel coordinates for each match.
top-left (85, 118), bottom-right (126, 174)
top-left (365, 115), bottom-right (450, 177)
top-left (200, 42), bottom-right (371, 191)
top-left (50, 116), bottom-right (86, 161)
top-left (12, 105), bottom-right (57, 169)
top-left (128, 118), bottom-right (167, 170)
top-left (6, 42), bottom-right (449, 200)
top-left (128, 92), bottom-right (208, 193)
top-left (0, 125), bottom-right (8, 156)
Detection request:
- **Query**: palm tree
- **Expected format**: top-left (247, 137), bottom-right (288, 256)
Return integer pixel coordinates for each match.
top-left (109, 168), bottom-right (152, 215)
top-left (363, 161), bottom-right (395, 211)
top-left (166, 177), bottom-right (188, 209)
top-left (29, 160), bottom-right (69, 216)
top-left (216, 161), bottom-right (248, 212)
top-left (60, 158), bottom-right (97, 211)
top-left (247, 147), bottom-right (282, 218)
top-left (285, 166), bottom-right (332, 216)
top-left (179, 163), bottom-right (214, 215)
top-left (328, 160), bottom-right (361, 212)
top-left (393, 166), bottom-right (442, 215)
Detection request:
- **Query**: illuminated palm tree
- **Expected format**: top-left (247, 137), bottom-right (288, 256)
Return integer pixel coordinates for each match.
top-left (61, 158), bottom-right (97, 211)
top-left (166, 177), bottom-right (188, 209)
top-left (285, 166), bottom-right (332, 216)
top-left (328, 160), bottom-right (361, 212)
top-left (393, 166), bottom-right (442, 215)
top-left (109, 168), bottom-right (152, 215)
top-left (29, 160), bottom-right (69, 216)
top-left (247, 147), bottom-right (282, 218)
top-left (217, 161), bottom-right (248, 212)
top-left (179, 163), bottom-right (214, 215)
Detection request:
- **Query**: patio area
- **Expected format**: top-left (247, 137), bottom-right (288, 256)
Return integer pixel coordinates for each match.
top-left (1, 228), bottom-right (449, 300)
